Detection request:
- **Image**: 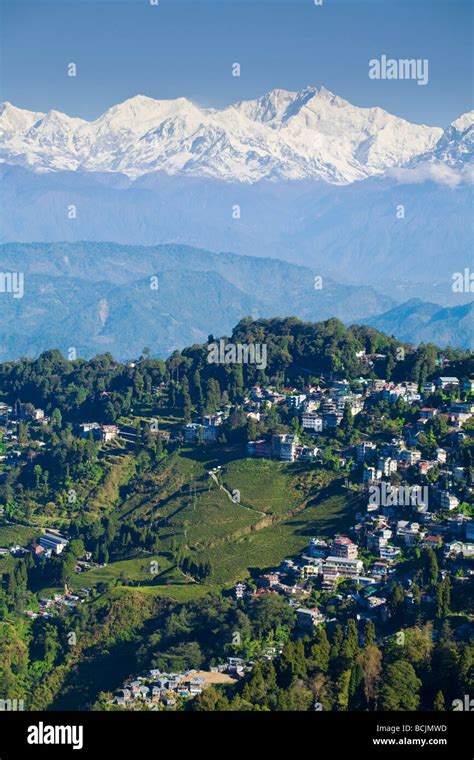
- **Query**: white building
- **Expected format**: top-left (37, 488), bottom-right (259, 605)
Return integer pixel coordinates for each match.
top-left (440, 491), bottom-right (460, 511)
top-left (39, 533), bottom-right (69, 555)
top-left (324, 556), bottom-right (363, 577)
top-left (301, 412), bottom-right (323, 432)
top-left (396, 521), bottom-right (421, 546)
top-left (377, 457), bottom-right (397, 477)
top-left (287, 394), bottom-right (307, 410)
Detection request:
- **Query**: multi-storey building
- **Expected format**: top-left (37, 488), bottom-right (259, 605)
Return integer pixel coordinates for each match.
top-left (331, 535), bottom-right (358, 559)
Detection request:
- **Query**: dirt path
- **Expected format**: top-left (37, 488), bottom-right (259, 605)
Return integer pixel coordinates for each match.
top-left (208, 471), bottom-right (266, 516)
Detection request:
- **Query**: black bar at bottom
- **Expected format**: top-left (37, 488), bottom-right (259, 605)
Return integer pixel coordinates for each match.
top-left (0, 710), bottom-right (471, 758)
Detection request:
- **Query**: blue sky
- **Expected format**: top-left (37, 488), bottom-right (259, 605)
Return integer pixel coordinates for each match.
top-left (1, 0), bottom-right (472, 126)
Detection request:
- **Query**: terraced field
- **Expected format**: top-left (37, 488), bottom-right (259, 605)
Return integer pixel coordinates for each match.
top-left (3, 438), bottom-right (360, 602)
top-left (193, 485), bottom-right (363, 584)
top-left (221, 458), bottom-right (310, 516)
top-left (113, 582), bottom-right (218, 603)
top-left (93, 443), bottom-right (361, 591)
top-left (69, 554), bottom-right (174, 591)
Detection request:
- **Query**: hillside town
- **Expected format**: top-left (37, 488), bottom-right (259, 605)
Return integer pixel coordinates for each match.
top-left (102, 365), bottom-right (474, 709)
top-left (0, 329), bottom-right (472, 717)
top-left (110, 510), bottom-right (473, 709)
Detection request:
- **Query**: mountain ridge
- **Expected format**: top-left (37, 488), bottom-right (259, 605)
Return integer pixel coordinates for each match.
top-left (3, 86), bottom-right (469, 184)
top-left (1, 164), bottom-right (471, 294)
top-left (364, 298), bottom-right (474, 349)
top-left (0, 242), bottom-right (471, 361)
top-left (0, 241), bottom-right (395, 361)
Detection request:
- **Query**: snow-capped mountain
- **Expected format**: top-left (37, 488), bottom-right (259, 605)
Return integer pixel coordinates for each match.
top-left (410, 111), bottom-right (474, 169)
top-left (0, 86), bottom-right (453, 184)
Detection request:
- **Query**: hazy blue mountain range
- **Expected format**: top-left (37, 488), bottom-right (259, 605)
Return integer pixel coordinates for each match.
top-left (363, 298), bottom-right (474, 350)
top-left (1, 165), bottom-right (472, 301)
top-left (0, 241), bottom-right (395, 361)
top-left (0, 242), bottom-right (472, 361)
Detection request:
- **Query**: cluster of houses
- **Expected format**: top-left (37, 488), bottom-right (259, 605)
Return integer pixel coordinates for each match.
top-left (0, 401), bottom-right (50, 428)
top-left (0, 531), bottom-right (96, 621)
top-left (5, 528), bottom-right (109, 574)
top-left (232, 470), bottom-right (474, 631)
top-left (240, 533), bottom-right (366, 599)
top-left (0, 402), bottom-right (47, 470)
top-left (1, 529), bottom-right (94, 620)
top-left (359, 510), bottom-right (474, 559)
top-left (0, 403), bottom-right (124, 487)
top-left (354, 423), bottom-right (471, 519)
top-left (25, 588), bottom-right (90, 620)
top-left (238, 374), bottom-right (474, 520)
top-left (246, 381), bottom-right (364, 435)
top-left (357, 434), bottom-right (456, 487)
top-left (241, 374), bottom-right (473, 463)
top-left (109, 666), bottom-right (239, 710)
top-left (0, 402), bottom-right (121, 448)
top-left (0, 529), bottom-right (92, 620)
